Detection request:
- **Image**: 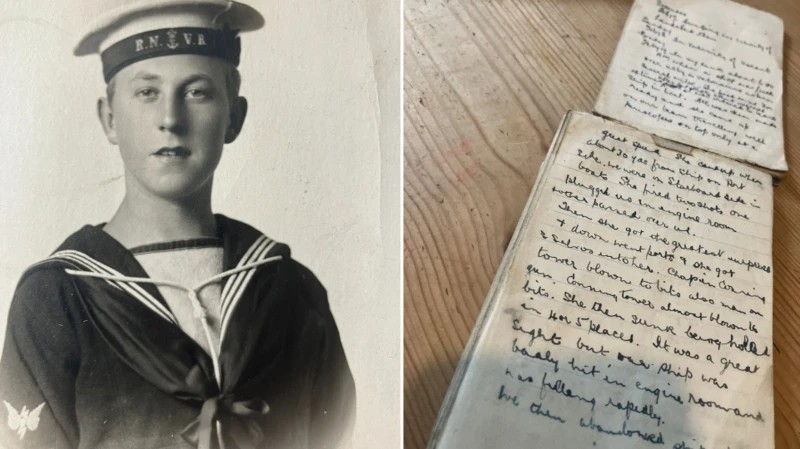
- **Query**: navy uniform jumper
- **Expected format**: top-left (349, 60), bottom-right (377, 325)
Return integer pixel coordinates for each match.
top-left (0, 215), bottom-right (355, 448)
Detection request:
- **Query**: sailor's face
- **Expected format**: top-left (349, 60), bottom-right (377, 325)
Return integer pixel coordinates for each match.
top-left (103, 55), bottom-right (236, 200)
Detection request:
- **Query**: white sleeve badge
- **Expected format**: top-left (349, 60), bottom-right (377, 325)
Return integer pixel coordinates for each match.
top-left (3, 401), bottom-right (45, 440)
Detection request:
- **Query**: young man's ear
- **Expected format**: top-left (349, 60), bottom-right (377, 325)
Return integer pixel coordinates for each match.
top-left (97, 97), bottom-right (118, 145)
top-left (225, 96), bottom-right (248, 144)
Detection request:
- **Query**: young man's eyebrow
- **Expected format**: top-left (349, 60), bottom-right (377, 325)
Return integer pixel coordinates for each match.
top-left (127, 73), bottom-right (217, 85)
top-left (182, 74), bottom-right (216, 85)
top-left (129, 72), bottom-right (161, 82)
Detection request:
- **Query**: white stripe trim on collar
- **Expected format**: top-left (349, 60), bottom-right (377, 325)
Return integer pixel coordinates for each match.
top-left (219, 236), bottom-right (271, 318)
top-left (49, 250), bottom-right (177, 324)
top-left (219, 235), bottom-right (268, 302)
top-left (219, 238), bottom-right (277, 340)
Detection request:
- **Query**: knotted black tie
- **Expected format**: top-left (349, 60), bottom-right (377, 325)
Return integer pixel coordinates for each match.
top-left (181, 396), bottom-right (270, 449)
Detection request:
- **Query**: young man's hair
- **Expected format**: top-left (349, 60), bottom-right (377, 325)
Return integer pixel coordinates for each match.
top-left (105, 62), bottom-right (242, 106)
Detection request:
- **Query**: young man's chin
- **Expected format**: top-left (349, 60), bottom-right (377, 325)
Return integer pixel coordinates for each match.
top-left (139, 178), bottom-right (213, 202)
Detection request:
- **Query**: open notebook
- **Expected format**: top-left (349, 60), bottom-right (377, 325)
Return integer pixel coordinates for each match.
top-left (427, 0), bottom-right (783, 448)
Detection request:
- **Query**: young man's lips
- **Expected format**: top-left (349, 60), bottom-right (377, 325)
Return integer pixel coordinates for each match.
top-left (153, 146), bottom-right (191, 157)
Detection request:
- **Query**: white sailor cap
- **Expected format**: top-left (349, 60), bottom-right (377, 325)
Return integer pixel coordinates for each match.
top-left (74, 0), bottom-right (264, 82)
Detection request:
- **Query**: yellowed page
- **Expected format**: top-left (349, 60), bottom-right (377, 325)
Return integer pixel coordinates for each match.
top-left (431, 112), bottom-right (773, 449)
top-left (595, 0), bottom-right (785, 172)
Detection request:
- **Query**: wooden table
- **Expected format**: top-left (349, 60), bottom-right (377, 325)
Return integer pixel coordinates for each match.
top-left (403, 0), bottom-right (800, 447)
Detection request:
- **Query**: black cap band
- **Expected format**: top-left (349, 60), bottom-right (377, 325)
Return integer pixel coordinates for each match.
top-left (100, 27), bottom-right (240, 82)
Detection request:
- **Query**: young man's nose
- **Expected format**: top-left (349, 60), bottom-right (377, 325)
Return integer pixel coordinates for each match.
top-left (159, 95), bottom-right (187, 134)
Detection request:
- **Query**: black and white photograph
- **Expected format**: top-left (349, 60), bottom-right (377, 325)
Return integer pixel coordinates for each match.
top-left (0, 0), bottom-right (400, 448)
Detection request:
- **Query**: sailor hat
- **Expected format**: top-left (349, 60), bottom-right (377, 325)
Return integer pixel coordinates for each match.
top-left (74, 0), bottom-right (264, 82)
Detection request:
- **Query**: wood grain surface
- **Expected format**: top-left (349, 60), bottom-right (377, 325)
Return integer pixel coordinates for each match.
top-left (403, 0), bottom-right (800, 448)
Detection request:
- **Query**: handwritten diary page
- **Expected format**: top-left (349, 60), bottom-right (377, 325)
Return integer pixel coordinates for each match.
top-left (431, 112), bottom-right (773, 449)
top-left (594, 0), bottom-right (786, 172)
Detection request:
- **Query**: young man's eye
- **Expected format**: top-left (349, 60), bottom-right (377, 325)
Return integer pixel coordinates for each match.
top-left (185, 89), bottom-right (210, 99)
top-left (135, 88), bottom-right (158, 99)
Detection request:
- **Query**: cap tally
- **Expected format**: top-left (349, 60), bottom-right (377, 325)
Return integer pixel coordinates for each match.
top-left (100, 26), bottom-right (240, 82)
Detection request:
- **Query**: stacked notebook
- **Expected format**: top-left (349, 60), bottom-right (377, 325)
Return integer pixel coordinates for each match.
top-left (428, 0), bottom-right (784, 448)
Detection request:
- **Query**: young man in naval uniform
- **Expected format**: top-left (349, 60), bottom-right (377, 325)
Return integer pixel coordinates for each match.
top-left (0, 1), bottom-right (355, 448)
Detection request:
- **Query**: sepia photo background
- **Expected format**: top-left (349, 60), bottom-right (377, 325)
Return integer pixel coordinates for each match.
top-left (0, 1), bottom-right (401, 448)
